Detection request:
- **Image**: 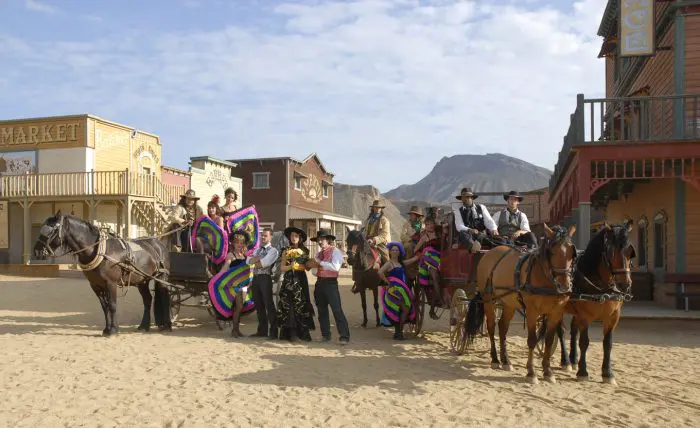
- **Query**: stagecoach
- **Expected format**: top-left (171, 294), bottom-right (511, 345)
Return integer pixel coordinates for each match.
top-left (407, 207), bottom-right (551, 357)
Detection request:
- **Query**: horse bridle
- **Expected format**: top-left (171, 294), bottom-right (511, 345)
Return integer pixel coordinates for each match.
top-left (602, 231), bottom-right (633, 292)
top-left (537, 228), bottom-right (577, 294)
top-left (37, 216), bottom-right (65, 258)
top-left (346, 235), bottom-right (380, 272)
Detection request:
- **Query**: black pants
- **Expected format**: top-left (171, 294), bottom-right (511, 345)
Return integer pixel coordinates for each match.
top-left (513, 232), bottom-right (537, 248)
top-left (172, 225), bottom-right (193, 252)
top-left (252, 274), bottom-right (277, 336)
top-left (314, 278), bottom-right (350, 341)
top-left (457, 230), bottom-right (487, 248)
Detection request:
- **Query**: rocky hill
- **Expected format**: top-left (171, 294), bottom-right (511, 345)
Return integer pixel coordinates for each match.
top-left (333, 183), bottom-right (405, 242)
top-left (384, 153), bottom-right (551, 205)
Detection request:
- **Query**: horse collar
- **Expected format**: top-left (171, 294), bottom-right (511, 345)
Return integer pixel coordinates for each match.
top-left (79, 230), bottom-right (108, 271)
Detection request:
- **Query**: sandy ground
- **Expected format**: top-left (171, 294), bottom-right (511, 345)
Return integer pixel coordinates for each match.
top-left (1, 273), bottom-right (699, 428)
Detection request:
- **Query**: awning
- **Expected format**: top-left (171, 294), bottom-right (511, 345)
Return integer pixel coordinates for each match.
top-left (288, 205), bottom-right (362, 225)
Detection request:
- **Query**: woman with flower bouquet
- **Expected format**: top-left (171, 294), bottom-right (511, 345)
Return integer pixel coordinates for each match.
top-left (276, 226), bottom-right (316, 341)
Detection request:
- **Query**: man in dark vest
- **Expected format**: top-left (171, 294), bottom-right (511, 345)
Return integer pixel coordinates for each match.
top-left (451, 187), bottom-right (498, 252)
top-left (248, 227), bottom-right (280, 338)
top-left (491, 191), bottom-right (537, 249)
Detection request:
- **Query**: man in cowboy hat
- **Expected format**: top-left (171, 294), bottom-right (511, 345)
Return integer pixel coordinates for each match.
top-left (306, 229), bottom-right (350, 345)
top-left (491, 190), bottom-right (537, 248)
top-left (452, 187), bottom-right (498, 252)
top-left (400, 205), bottom-right (424, 256)
top-left (362, 199), bottom-right (391, 266)
top-left (168, 189), bottom-right (204, 252)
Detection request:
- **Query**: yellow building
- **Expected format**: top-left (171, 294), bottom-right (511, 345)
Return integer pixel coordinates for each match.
top-left (0, 114), bottom-right (185, 264)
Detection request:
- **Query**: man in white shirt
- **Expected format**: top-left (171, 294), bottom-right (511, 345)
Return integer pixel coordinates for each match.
top-left (248, 228), bottom-right (280, 338)
top-left (491, 191), bottom-right (537, 249)
top-left (452, 187), bottom-right (498, 252)
top-left (306, 229), bottom-right (350, 345)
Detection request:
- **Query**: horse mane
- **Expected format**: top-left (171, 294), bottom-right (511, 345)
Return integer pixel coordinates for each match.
top-left (577, 223), bottom-right (630, 276)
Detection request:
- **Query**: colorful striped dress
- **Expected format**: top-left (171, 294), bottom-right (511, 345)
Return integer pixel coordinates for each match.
top-left (418, 238), bottom-right (441, 287)
top-left (380, 264), bottom-right (416, 325)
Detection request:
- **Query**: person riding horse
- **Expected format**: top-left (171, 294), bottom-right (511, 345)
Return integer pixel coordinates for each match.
top-left (362, 200), bottom-right (391, 266)
top-left (451, 187), bottom-right (498, 252)
top-left (169, 189), bottom-right (204, 252)
top-left (400, 205), bottom-right (424, 257)
top-left (491, 190), bottom-right (537, 249)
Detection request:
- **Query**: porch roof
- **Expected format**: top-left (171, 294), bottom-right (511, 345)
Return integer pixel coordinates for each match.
top-left (289, 205), bottom-right (362, 225)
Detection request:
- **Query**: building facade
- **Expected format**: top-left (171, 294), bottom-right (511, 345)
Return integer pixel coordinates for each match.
top-left (548, 1), bottom-right (700, 308)
top-left (189, 156), bottom-right (243, 207)
top-left (229, 153), bottom-right (360, 252)
top-left (0, 114), bottom-right (186, 264)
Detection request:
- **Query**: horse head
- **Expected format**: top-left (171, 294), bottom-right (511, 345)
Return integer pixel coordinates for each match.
top-left (34, 210), bottom-right (66, 259)
top-left (539, 223), bottom-right (578, 293)
top-left (345, 228), bottom-right (364, 268)
top-left (579, 219), bottom-right (635, 294)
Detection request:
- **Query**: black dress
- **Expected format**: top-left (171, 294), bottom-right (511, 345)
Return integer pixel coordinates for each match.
top-left (276, 247), bottom-right (316, 341)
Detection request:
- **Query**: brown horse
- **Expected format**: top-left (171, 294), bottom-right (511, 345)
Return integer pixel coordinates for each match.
top-left (346, 228), bottom-right (382, 327)
top-left (466, 224), bottom-right (577, 384)
top-left (540, 220), bottom-right (635, 384)
top-left (34, 211), bottom-right (172, 336)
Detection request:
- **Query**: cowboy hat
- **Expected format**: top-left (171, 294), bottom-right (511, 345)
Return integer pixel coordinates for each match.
top-left (284, 226), bottom-right (308, 243)
top-left (455, 187), bottom-right (478, 200)
top-left (503, 190), bottom-right (524, 202)
top-left (181, 189), bottom-right (200, 200)
top-left (369, 199), bottom-right (385, 209)
top-left (310, 228), bottom-right (336, 242)
top-left (406, 205), bottom-right (424, 217)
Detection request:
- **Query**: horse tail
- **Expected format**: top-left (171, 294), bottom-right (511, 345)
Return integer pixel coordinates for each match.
top-left (465, 293), bottom-right (485, 345)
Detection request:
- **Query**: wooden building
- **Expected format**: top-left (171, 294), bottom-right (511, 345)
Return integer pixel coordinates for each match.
top-left (0, 114), bottom-right (186, 264)
top-left (229, 153), bottom-right (361, 252)
top-left (548, 1), bottom-right (700, 309)
top-left (188, 156), bottom-right (243, 207)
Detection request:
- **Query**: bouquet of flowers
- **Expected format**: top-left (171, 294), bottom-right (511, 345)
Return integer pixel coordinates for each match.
top-left (285, 248), bottom-right (309, 270)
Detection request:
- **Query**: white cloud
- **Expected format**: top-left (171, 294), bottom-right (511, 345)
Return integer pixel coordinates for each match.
top-left (1, 0), bottom-right (608, 192)
top-left (25, 0), bottom-right (57, 14)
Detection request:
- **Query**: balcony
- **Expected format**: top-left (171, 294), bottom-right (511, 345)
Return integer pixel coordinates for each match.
top-left (549, 93), bottom-right (700, 195)
top-left (0, 170), bottom-right (185, 205)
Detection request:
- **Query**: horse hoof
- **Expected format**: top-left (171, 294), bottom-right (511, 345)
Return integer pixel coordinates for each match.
top-left (527, 375), bottom-right (539, 385)
top-left (603, 377), bottom-right (617, 386)
top-left (561, 364), bottom-right (572, 372)
top-left (502, 364), bottom-right (513, 372)
top-left (491, 362), bottom-right (501, 370)
top-left (571, 364), bottom-right (578, 372)
top-left (576, 375), bottom-right (590, 382)
top-left (544, 375), bottom-right (556, 384)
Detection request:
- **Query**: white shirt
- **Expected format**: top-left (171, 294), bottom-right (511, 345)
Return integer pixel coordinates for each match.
top-left (492, 209), bottom-right (531, 232)
top-left (452, 202), bottom-right (497, 233)
top-left (315, 246), bottom-right (344, 273)
top-left (246, 243), bottom-right (279, 268)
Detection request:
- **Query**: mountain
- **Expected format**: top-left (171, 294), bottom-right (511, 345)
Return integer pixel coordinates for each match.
top-left (333, 183), bottom-right (405, 242)
top-left (383, 153), bottom-right (552, 205)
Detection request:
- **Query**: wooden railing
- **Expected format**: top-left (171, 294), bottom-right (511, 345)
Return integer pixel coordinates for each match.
top-left (0, 169), bottom-right (186, 205)
top-left (549, 93), bottom-right (700, 195)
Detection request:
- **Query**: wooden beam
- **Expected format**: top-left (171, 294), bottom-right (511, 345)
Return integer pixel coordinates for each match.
top-left (577, 141), bottom-right (700, 160)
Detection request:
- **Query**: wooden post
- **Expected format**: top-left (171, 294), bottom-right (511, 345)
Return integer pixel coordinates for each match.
top-left (22, 172), bottom-right (33, 264)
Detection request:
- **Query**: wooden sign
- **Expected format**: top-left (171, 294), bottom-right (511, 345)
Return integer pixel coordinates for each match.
top-left (620, 0), bottom-right (655, 57)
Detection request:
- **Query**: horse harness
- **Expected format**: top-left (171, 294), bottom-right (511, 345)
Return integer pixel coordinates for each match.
top-left (570, 235), bottom-right (633, 303)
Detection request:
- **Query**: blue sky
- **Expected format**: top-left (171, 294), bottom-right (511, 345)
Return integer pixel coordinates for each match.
top-left (0, 0), bottom-right (607, 192)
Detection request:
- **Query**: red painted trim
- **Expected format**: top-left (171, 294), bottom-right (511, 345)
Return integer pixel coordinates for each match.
top-left (576, 141), bottom-right (700, 160)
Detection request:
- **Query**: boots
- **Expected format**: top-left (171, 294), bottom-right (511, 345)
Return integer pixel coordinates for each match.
top-left (393, 324), bottom-right (405, 340)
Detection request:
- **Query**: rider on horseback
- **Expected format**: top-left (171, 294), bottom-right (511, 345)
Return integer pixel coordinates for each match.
top-left (491, 191), bottom-right (537, 249)
top-left (362, 199), bottom-right (391, 267)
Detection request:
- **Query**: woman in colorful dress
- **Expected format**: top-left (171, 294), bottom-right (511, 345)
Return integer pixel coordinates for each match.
top-left (413, 212), bottom-right (443, 320)
top-left (217, 230), bottom-right (252, 338)
top-left (276, 226), bottom-right (316, 341)
top-left (221, 187), bottom-right (239, 228)
top-left (377, 242), bottom-right (419, 340)
top-left (194, 197), bottom-right (226, 256)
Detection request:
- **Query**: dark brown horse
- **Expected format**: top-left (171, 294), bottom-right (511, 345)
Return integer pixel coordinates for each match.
top-left (34, 211), bottom-right (172, 336)
top-left (466, 224), bottom-right (578, 384)
top-left (346, 228), bottom-right (382, 328)
top-left (539, 220), bottom-right (635, 384)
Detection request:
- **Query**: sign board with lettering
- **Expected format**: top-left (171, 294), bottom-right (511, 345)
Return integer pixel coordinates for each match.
top-left (0, 201), bottom-right (9, 249)
top-left (0, 120), bottom-right (85, 151)
top-left (0, 151), bottom-right (37, 176)
top-left (620, 0), bottom-right (655, 57)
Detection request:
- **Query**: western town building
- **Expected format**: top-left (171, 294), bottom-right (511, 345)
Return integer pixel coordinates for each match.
top-left (0, 114), bottom-right (186, 264)
top-left (548, 0), bottom-right (700, 309)
top-left (228, 153), bottom-right (361, 252)
top-left (188, 156), bottom-right (243, 207)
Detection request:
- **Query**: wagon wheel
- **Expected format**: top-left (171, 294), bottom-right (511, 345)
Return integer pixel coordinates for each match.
top-left (535, 315), bottom-right (557, 357)
top-left (449, 289), bottom-right (468, 354)
top-left (169, 290), bottom-right (182, 322)
top-left (408, 286), bottom-right (426, 338)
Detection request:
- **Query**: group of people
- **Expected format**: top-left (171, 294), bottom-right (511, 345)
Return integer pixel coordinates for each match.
top-left (167, 187), bottom-right (351, 345)
top-left (165, 184), bottom-right (537, 343)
